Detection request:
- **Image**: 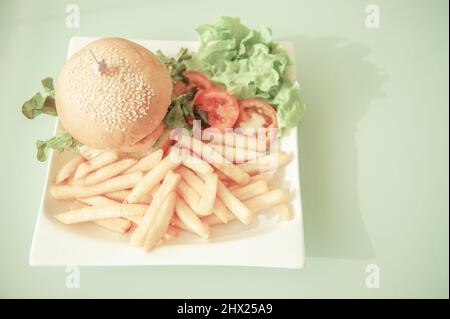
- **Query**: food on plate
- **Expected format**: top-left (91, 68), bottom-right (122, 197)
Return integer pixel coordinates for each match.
top-left (273, 204), bottom-right (292, 221)
top-left (125, 155), bottom-right (180, 204)
top-left (22, 17), bottom-right (303, 253)
top-left (193, 88), bottom-right (240, 131)
top-left (55, 204), bottom-right (148, 224)
top-left (83, 158), bottom-right (137, 186)
top-left (176, 134), bottom-right (250, 185)
top-left (55, 155), bottom-right (85, 184)
top-left (215, 179), bottom-right (254, 225)
top-left (131, 171), bottom-right (180, 247)
top-left (235, 98), bottom-right (278, 130)
top-left (175, 196), bottom-right (210, 239)
top-left (143, 192), bottom-right (177, 251)
top-left (56, 38), bottom-right (172, 151)
top-left (50, 171), bottom-right (143, 199)
top-left (230, 180), bottom-right (269, 201)
top-left (123, 149), bottom-right (163, 173)
top-left (196, 173), bottom-right (218, 216)
top-left (74, 150), bottom-right (119, 180)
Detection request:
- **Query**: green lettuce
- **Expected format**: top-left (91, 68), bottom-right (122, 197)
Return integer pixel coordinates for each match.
top-left (187, 17), bottom-right (305, 133)
top-left (22, 77), bottom-right (80, 161)
top-left (36, 129), bottom-right (79, 162)
top-left (163, 89), bottom-right (196, 130)
top-left (157, 48), bottom-right (191, 84)
top-left (22, 77), bottom-right (57, 119)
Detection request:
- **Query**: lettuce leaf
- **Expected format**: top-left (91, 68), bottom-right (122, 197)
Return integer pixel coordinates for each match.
top-left (36, 130), bottom-right (79, 162)
top-left (272, 81), bottom-right (305, 134)
top-left (164, 102), bottom-right (187, 129)
top-left (157, 48), bottom-right (191, 84)
top-left (163, 89), bottom-right (196, 130)
top-left (187, 17), bottom-right (305, 133)
top-left (22, 77), bottom-right (57, 119)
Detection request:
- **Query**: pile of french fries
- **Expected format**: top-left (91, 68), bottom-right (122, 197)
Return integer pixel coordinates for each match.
top-left (50, 132), bottom-right (293, 252)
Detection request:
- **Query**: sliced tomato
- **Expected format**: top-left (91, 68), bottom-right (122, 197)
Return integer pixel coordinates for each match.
top-left (173, 72), bottom-right (212, 97)
top-left (193, 88), bottom-right (239, 131)
top-left (235, 98), bottom-right (278, 130)
top-left (183, 71), bottom-right (213, 90)
top-left (173, 80), bottom-right (188, 97)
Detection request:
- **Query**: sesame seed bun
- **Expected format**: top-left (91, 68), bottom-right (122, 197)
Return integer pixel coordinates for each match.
top-left (55, 37), bottom-right (172, 151)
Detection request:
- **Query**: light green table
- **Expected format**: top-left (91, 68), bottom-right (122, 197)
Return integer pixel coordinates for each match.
top-left (0, 0), bottom-right (448, 298)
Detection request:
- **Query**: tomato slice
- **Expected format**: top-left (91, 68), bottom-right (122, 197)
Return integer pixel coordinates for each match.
top-left (235, 98), bottom-right (278, 130)
top-left (173, 72), bottom-right (213, 97)
top-left (173, 80), bottom-right (188, 97)
top-left (193, 88), bottom-right (239, 131)
top-left (183, 71), bottom-right (213, 90)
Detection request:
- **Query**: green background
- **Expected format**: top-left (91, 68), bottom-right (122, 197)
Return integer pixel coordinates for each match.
top-left (0, 0), bottom-right (448, 298)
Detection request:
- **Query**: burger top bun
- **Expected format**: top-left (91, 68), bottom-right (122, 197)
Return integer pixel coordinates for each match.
top-left (55, 37), bottom-right (172, 151)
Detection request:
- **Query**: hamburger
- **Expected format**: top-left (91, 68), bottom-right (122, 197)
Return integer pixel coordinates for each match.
top-left (56, 37), bottom-right (172, 153)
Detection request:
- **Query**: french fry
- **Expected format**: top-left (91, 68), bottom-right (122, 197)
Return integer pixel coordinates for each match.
top-left (176, 180), bottom-right (203, 215)
top-left (70, 200), bottom-right (89, 210)
top-left (130, 171), bottom-right (180, 246)
top-left (237, 152), bottom-right (290, 175)
top-left (172, 215), bottom-right (189, 231)
top-left (228, 173), bottom-right (274, 190)
top-left (210, 198), bottom-right (234, 223)
top-left (176, 166), bottom-right (205, 193)
top-left (203, 188), bottom-right (290, 226)
top-left (214, 169), bottom-right (231, 181)
top-left (104, 190), bottom-right (131, 202)
top-left (69, 200), bottom-right (131, 232)
top-left (74, 150), bottom-right (119, 180)
top-left (243, 188), bottom-right (290, 212)
top-left (143, 192), bottom-right (177, 252)
top-left (84, 158), bottom-right (137, 186)
top-left (126, 155), bottom-right (180, 204)
top-left (94, 218), bottom-right (133, 234)
top-left (181, 154), bottom-right (214, 174)
top-left (50, 171), bottom-right (143, 199)
top-left (131, 217), bottom-right (179, 239)
top-left (78, 145), bottom-right (103, 160)
top-left (164, 225), bottom-right (179, 240)
top-left (216, 180), bottom-right (253, 225)
top-left (230, 180), bottom-right (269, 201)
top-left (124, 149), bottom-right (163, 173)
top-left (213, 162), bottom-right (249, 185)
top-left (175, 196), bottom-right (210, 239)
top-left (202, 130), bottom-right (265, 152)
top-left (55, 155), bottom-right (85, 184)
top-left (55, 204), bottom-right (148, 224)
top-left (221, 180), bottom-right (234, 188)
top-left (273, 204), bottom-right (292, 221)
top-left (210, 143), bottom-right (262, 163)
top-left (126, 215), bottom-right (142, 225)
top-left (196, 173), bottom-right (217, 216)
top-left (176, 135), bottom-right (250, 185)
top-left (194, 171), bottom-right (234, 223)
top-left (105, 190), bottom-right (152, 204)
top-left (78, 196), bottom-right (120, 206)
top-left (202, 214), bottom-right (225, 226)
top-left (150, 183), bottom-right (160, 197)
top-left (249, 173), bottom-right (275, 184)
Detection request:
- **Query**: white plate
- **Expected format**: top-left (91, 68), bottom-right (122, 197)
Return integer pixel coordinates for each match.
top-left (29, 37), bottom-right (305, 268)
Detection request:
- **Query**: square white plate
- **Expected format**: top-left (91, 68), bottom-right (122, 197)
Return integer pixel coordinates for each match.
top-left (29, 37), bottom-right (305, 268)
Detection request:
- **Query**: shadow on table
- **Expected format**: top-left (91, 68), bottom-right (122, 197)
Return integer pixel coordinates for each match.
top-left (289, 36), bottom-right (386, 259)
